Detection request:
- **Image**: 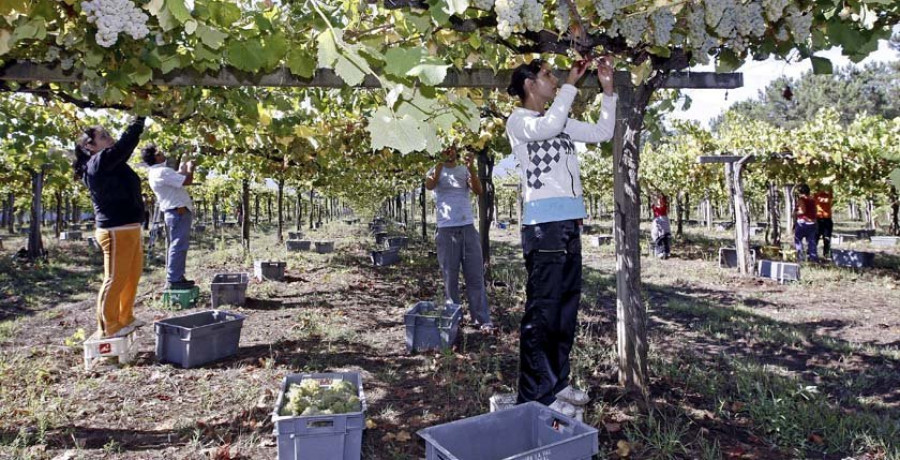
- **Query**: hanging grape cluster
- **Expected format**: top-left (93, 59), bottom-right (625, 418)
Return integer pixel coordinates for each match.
top-left (476, 0), bottom-right (816, 66)
top-left (81, 0), bottom-right (150, 48)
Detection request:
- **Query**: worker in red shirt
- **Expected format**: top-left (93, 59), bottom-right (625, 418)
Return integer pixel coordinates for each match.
top-left (651, 192), bottom-right (671, 259)
top-left (814, 187), bottom-right (834, 257)
top-left (794, 184), bottom-right (818, 262)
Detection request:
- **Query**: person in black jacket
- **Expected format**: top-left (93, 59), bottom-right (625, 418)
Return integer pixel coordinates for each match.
top-left (73, 116), bottom-right (147, 338)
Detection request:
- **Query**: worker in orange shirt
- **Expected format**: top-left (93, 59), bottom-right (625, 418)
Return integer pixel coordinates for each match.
top-left (814, 187), bottom-right (834, 257)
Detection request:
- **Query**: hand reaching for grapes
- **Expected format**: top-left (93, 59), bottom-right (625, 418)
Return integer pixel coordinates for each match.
top-left (566, 60), bottom-right (590, 86)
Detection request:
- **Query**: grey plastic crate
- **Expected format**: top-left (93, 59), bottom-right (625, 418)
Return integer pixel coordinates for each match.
top-left (371, 248), bottom-right (401, 267)
top-left (374, 232), bottom-right (389, 245)
top-left (588, 235), bottom-right (612, 247)
top-left (255, 260), bottom-right (286, 281)
top-left (718, 247), bottom-right (757, 269)
top-left (60, 231), bottom-right (83, 241)
top-left (315, 241), bottom-right (335, 254)
top-left (418, 401), bottom-right (598, 460)
top-left (210, 273), bottom-right (250, 308)
top-left (194, 224), bottom-right (207, 233)
top-left (272, 372), bottom-right (367, 460)
top-left (404, 301), bottom-right (462, 353)
top-left (758, 260), bottom-right (800, 283)
top-left (870, 236), bottom-right (899, 247)
top-left (386, 236), bottom-right (408, 250)
top-left (154, 310), bottom-right (245, 368)
top-left (832, 249), bottom-right (875, 268)
top-left (288, 231), bottom-right (304, 240)
top-left (286, 240), bottom-right (311, 251)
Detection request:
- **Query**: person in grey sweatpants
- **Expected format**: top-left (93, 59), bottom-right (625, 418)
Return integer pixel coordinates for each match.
top-left (425, 145), bottom-right (494, 330)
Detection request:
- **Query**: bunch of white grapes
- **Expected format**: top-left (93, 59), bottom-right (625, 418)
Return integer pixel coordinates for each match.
top-left (553, 0), bottom-right (569, 34)
top-left (784, 6), bottom-right (813, 43)
top-left (761, 0), bottom-right (790, 21)
top-left (81, 0), bottom-right (150, 48)
top-left (520, 0), bottom-right (543, 32)
top-left (281, 379), bottom-right (362, 417)
top-left (495, 0), bottom-right (524, 38)
top-left (735, 2), bottom-right (767, 38)
top-left (650, 9), bottom-right (675, 45)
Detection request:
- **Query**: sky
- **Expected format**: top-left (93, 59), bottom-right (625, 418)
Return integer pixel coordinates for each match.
top-left (493, 39), bottom-right (900, 178)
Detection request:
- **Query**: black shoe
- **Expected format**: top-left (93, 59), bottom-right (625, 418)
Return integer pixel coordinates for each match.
top-left (166, 279), bottom-right (195, 290)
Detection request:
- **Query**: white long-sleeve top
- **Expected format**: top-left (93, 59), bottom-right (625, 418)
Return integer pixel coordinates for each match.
top-left (506, 84), bottom-right (616, 225)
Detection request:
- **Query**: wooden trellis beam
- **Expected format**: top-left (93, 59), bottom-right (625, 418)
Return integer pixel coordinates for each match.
top-left (0, 61), bottom-right (743, 90)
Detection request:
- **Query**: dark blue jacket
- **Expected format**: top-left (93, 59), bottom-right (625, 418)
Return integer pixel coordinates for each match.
top-left (83, 117), bottom-right (146, 229)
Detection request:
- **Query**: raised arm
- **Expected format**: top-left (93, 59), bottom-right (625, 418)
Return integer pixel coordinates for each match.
top-left (563, 94), bottom-right (617, 144)
top-left (97, 116), bottom-right (146, 171)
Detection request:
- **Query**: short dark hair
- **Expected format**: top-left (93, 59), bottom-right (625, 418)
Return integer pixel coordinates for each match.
top-left (141, 144), bottom-right (159, 165)
top-left (797, 183), bottom-right (810, 195)
top-left (507, 59), bottom-right (545, 101)
top-left (72, 126), bottom-right (101, 181)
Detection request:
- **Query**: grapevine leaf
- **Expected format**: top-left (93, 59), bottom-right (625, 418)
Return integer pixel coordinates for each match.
top-left (196, 24), bottom-right (227, 49)
top-left (145, 0), bottom-right (165, 16)
top-left (891, 168), bottom-right (900, 188)
top-left (287, 48), bottom-right (315, 78)
top-left (316, 29), bottom-right (339, 68)
top-left (166, 0), bottom-right (193, 24)
top-left (407, 59), bottom-right (449, 86)
top-left (427, 0), bottom-right (451, 25)
top-left (334, 51), bottom-right (367, 86)
top-left (383, 47), bottom-right (425, 78)
top-left (440, 0), bottom-right (469, 16)
top-left (367, 106), bottom-right (427, 154)
top-left (0, 29), bottom-right (10, 56)
top-left (810, 56), bottom-right (833, 74)
top-left (225, 39), bottom-right (264, 71)
top-left (130, 63), bottom-right (153, 85)
top-left (184, 19), bottom-right (198, 35)
top-left (159, 54), bottom-right (181, 73)
top-left (207, 2), bottom-right (241, 27)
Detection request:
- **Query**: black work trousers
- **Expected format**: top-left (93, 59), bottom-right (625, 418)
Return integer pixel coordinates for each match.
top-left (817, 217), bottom-right (833, 256)
top-left (517, 219), bottom-right (582, 405)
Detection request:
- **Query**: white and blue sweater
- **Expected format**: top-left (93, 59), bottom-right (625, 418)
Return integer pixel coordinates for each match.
top-left (505, 84), bottom-right (617, 225)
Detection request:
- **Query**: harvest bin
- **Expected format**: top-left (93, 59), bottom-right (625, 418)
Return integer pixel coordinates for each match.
top-left (272, 372), bottom-right (367, 460)
top-left (210, 273), bottom-right (250, 308)
top-left (404, 301), bottom-right (462, 353)
top-left (417, 401), bottom-right (599, 460)
top-left (155, 310), bottom-right (246, 368)
top-left (832, 249), bottom-right (875, 268)
top-left (371, 248), bottom-right (401, 267)
top-left (255, 260), bottom-right (286, 281)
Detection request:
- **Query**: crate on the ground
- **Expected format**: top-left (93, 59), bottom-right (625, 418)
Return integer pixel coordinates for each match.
top-left (288, 231), bottom-right (304, 240)
top-left (832, 249), bottom-right (875, 269)
top-left (374, 232), bottom-right (388, 245)
top-left (343, 219), bottom-right (355, 225)
top-left (870, 236), bottom-right (899, 247)
top-left (404, 301), bottom-right (462, 353)
top-left (314, 221), bottom-right (323, 229)
top-left (255, 260), bottom-right (286, 281)
top-left (210, 273), bottom-right (250, 308)
top-left (418, 401), bottom-right (598, 460)
top-left (83, 329), bottom-right (139, 370)
top-left (758, 260), bottom-right (801, 283)
top-left (286, 240), bottom-right (311, 252)
top-left (718, 247), bottom-right (757, 269)
top-left (315, 241), bottom-right (335, 254)
top-left (154, 310), bottom-right (246, 368)
top-left (371, 248), bottom-right (401, 267)
top-left (272, 372), bottom-right (367, 460)
top-left (581, 224), bottom-right (593, 234)
top-left (60, 231), bottom-right (83, 241)
top-left (386, 236), bottom-right (408, 250)
top-left (854, 229), bottom-right (876, 239)
top-left (714, 221), bottom-right (734, 231)
top-left (162, 285), bottom-right (200, 309)
top-left (194, 224), bottom-right (206, 233)
top-left (588, 235), bottom-right (613, 247)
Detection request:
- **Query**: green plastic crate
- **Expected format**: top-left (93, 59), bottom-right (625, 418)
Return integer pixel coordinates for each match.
top-left (162, 286), bottom-right (200, 310)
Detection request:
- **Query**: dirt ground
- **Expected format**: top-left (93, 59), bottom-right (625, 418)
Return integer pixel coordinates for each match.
top-left (1, 219), bottom-right (898, 460)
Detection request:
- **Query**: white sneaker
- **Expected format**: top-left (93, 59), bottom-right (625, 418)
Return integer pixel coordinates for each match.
top-left (555, 385), bottom-right (590, 406)
top-left (548, 399), bottom-right (577, 418)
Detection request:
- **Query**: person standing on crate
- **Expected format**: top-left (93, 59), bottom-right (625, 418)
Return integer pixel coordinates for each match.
top-left (505, 57), bottom-right (616, 417)
top-left (424, 144), bottom-right (496, 332)
top-left (794, 184), bottom-right (819, 262)
top-left (142, 144), bottom-right (196, 290)
top-left (651, 192), bottom-right (672, 259)
top-left (72, 116), bottom-right (148, 338)
top-left (814, 187), bottom-right (834, 258)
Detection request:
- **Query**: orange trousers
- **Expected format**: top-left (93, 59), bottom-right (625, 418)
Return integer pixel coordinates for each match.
top-left (95, 224), bottom-right (143, 337)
